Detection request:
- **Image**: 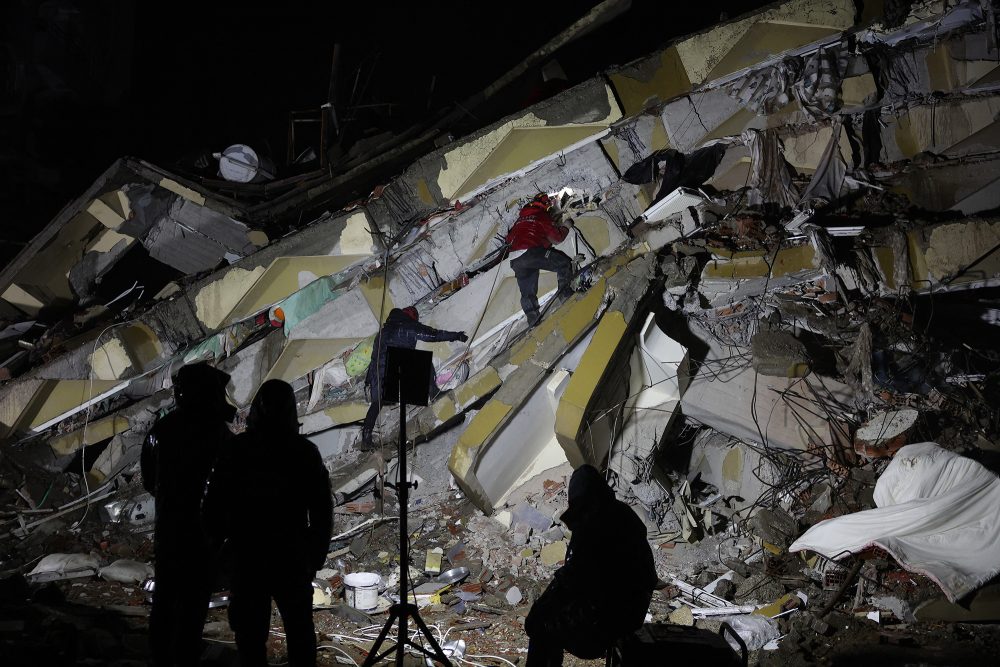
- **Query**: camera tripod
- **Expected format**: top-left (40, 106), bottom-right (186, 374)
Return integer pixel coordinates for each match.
top-left (361, 347), bottom-right (452, 666)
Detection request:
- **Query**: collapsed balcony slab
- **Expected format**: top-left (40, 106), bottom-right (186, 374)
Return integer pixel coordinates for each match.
top-left (448, 250), bottom-right (656, 513)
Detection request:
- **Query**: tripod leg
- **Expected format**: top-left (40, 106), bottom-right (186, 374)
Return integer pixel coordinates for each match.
top-left (409, 606), bottom-right (453, 666)
top-left (360, 606), bottom-right (401, 667)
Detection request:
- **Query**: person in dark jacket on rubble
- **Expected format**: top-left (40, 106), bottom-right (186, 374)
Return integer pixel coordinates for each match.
top-left (204, 379), bottom-right (333, 667)
top-left (525, 464), bottom-right (656, 666)
top-left (141, 362), bottom-right (235, 667)
top-left (361, 306), bottom-right (467, 447)
top-left (506, 192), bottom-right (574, 327)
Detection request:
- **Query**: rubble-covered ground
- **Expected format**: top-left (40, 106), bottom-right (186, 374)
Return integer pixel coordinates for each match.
top-left (5, 432), bottom-right (1000, 665)
top-left (6, 0), bottom-right (1000, 665)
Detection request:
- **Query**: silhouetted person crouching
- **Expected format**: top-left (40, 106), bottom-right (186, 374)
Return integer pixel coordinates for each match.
top-left (205, 379), bottom-right (333, 667)
top-left (525, 465), bottom-right (656, 666)
top-left (141, 362), bottom-right (235, 667)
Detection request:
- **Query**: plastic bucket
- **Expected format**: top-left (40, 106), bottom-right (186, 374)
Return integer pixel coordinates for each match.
top-left (343, 572), bottom-right (381, 611)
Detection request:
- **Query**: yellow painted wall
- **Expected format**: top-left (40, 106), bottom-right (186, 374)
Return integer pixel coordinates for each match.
top-left (453, 125), bottom-right (608, 200)
top-left (120, 323), bottom-right (162, 371)
top-left (194, 266), bottom-right (267, 330)
top-left (675, 0), bottom-right (855, 85)
top-left (608, 47), bottom-right (691, 115)
top-left (339, 212), bottom-right (377, 254)
top-left (90, 338), bottom-right (133, 380)
top-left (17, 379), bottom-right (123, 431)
top-left (265, 338), bottom-right (362, 384)
top-left (705, 21), bottom-right (841, 81)
top-left (226, 255), bottom-right (365, 324)
top-left (48, 415), bottom-right (129, 456)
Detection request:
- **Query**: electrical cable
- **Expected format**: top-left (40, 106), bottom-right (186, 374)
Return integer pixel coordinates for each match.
top-left (70, 318), bottom-right (138, 531)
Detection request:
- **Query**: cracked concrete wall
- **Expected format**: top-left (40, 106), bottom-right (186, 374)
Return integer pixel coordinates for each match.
top-left (600, 113), bottom-right (671, 176)
top-left (376, 76), bottom-right (622, 220)
top-left (604, 0), bottom-right (855, 119)
top-left (888, 155), bottom-right (1000, 214)
top-left (881, 95), bottom-right (1000, 161)
top-left (673, 0), bottom-right (855, 85)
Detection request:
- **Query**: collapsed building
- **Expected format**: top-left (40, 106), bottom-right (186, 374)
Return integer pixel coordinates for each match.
top-left (3, 0), bottom-right (1000, 663)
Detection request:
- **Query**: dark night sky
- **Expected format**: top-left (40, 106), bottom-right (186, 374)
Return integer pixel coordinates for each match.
top-left (1, 0), bottom-right (774, 268)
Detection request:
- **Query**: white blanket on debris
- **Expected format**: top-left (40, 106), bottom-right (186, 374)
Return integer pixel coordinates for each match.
top-left (790, 442), bottom-right (1000, 602)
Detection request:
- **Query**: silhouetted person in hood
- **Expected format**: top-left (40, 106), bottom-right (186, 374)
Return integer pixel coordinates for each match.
top-left (205, 379), bottom-right (333, 667)
top-left (362, 306), bottom-right (467, 447)
top-left (525, 464), bottom-right (656, 666)
top-left (141, 362), bottom-right (235, 667)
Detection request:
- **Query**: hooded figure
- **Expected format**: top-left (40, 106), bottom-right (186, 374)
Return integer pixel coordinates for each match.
top-left (362, 307), bottom-right (467, 447)
top-left (525, 465), bottom-right (656, 666)
top-left (204, 379), bottom-right (333, 667)
top-left (141, 362), bottom-right (235, 667)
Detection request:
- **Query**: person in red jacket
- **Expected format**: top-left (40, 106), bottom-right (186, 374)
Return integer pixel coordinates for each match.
top-left (506, 193), bottom-right (574, 326)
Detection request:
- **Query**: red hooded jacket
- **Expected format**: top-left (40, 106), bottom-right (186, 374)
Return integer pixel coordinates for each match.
top-left (505, 202), bottom-right (569, 251)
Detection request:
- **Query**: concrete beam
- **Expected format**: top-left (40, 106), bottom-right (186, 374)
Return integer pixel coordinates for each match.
top-left (554, 253), bottom-right (660, 468)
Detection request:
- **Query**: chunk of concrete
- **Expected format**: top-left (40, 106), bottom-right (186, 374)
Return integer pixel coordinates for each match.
top-left (854, 409), bottom-right (918, 458)
top-left (540, 540), bottom-right (568, 566)
top-left (751, 330), bottom-right (811, 378)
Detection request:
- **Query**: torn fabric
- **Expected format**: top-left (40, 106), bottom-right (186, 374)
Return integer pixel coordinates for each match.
top-left (800, 118), bottom-right (854, 204)
top-left (794, 44), bottom-right (848, 117)
top-left (743, 129), bottom-right (799, 209)
top-left (623, 145), bottom-right (726, 204)
top-left (790, 442), bottom-right (1000, 602)
top-left (729, 58), bottom-right (802, 114)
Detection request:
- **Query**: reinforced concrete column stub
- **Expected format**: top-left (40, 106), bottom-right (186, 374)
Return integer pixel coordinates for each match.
top-left (554, 252), bottom-right (660, 468)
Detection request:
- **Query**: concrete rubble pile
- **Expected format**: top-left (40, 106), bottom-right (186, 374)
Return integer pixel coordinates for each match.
top-left (3, 1), bottom-right (1000, 664)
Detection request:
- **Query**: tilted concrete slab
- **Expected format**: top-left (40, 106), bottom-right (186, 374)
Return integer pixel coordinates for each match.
top-left (435, 80), bottom-right (622, 201)
top-left (883, 95), bottom-right (1000, 161)
top-left (673, 0), bottom-right (855, 87)
top-left (453, 125), bottom-right (612, 202)
top-left (264, 338), bottom-right (364, 385)
top-left (885, 154), bottom-right (1000, 215)
top-left (448, 250), bottom-right (654, 513)
top-left (704, 21), bottom-right (843, 82)
top-left (15, 379), bottom-right (126, 433)
top-left (193, 266), bottom-right (269, 331)
top-left (225, 255), bottom-right (370, 325)
top-left (48, 415), bottom-right (129, 457)
top-left (554, 254), bottom-right (661, 468)
top-left (607, 312), bottom-right (687, 485)
top-left (681, 322), bottom-right (854, 451)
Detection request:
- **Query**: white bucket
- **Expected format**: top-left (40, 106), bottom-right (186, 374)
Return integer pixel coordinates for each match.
top-left (343, 572), bottom-right (381, 611)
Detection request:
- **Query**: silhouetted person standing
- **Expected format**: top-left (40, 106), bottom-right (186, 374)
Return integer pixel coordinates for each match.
top-left (205, 379), bottom-right (333, 667)
top-left (362, 306), bottom-right (467, 447)
top-left (141, 363), bottom-right (235, 667)
top-left (525, 465), bottom-right (656, 666)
